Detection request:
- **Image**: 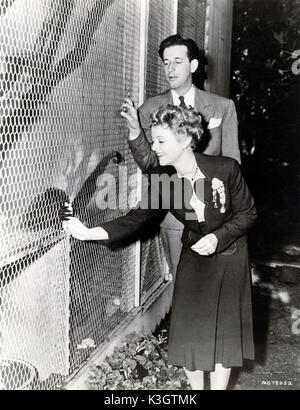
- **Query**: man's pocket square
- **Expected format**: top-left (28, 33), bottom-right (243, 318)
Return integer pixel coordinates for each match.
top-left (207, 117), bottom-right (222, 129)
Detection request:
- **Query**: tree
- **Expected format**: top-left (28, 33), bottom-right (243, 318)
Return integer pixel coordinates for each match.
top-left (230, 0), bottom-right (300, 156)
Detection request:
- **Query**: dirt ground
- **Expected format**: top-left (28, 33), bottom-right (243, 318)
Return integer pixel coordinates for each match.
top-left (229, 264), bottom-right (300, 390)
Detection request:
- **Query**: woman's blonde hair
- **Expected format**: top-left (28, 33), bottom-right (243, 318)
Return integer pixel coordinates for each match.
top-left (150, 104), bottom-right (203, 150)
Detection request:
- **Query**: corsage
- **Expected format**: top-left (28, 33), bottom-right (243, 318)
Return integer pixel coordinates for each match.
top-left (212, 178), bottom-right (226, 213)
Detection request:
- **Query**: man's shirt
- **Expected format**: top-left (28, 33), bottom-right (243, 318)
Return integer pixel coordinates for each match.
top-left (171, 84), bottom-right (195, 107)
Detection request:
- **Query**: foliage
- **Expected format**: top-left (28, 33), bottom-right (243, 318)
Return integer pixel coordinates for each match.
top-left (231, 0), bottom-right (300, 127)
top-left (86, 331), bottom-right (190, 390)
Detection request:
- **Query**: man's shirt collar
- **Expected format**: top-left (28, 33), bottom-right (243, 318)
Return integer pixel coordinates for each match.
top-left (171, 84), bottom-right (195, 108)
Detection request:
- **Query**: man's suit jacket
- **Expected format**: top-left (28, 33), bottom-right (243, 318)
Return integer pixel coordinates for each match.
top-left (129, 87), bottom-right (241, 173)
top-left (101, 154), bottom-right (257, 254)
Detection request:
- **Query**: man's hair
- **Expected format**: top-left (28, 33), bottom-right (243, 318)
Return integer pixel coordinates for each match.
top-left (150, 104), bottom-right (204, 151)
top-left (158, 34), bottom-right (200, 62)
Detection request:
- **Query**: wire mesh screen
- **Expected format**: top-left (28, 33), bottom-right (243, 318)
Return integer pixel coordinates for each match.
top-left (0, 0), bottom-right (207, 390)
top-left (140, 0), bottom-right (176, 305)
top-left (177, 0), bottom-right (206, 49)
top-left (145, 0), bottom-right (175, 97)
top-left (177, 0), bottom-right (207, 89)
top-left (0, 0), bottom-right (141, 390)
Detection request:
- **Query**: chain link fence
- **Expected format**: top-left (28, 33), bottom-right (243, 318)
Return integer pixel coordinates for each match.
top-left (140, 0), bottom-right (175, 306)
top-left (0, 0), bottom-right (206, 390)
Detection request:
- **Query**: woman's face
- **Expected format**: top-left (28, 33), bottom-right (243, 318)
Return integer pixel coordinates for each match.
top-left (151, 125), bottom-right (186, 166)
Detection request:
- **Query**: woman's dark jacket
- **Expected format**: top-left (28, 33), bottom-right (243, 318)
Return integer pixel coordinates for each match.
top-left (101, 153), bottom-right (257, 254)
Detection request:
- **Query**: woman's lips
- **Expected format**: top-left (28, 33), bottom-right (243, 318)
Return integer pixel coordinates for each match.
top-left (156, 153), bottom-right (165, 161)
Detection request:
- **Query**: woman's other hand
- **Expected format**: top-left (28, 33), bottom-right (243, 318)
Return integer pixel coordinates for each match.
top-left (120, 97), bottom-right (141, 140)
top-left (190, 233), bottom-right (218, 256)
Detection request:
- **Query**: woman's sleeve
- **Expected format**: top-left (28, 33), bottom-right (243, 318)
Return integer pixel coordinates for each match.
top-left (212, 159), bottom-right (257, 253)
top-left (101, 207), bottom-right (166, 247)
top-left (127, 106), bottom-right (159, 172)
top-left (100, 178), bottom-right (167, 246)
top-left (127, 130), bottom-right (159, 172)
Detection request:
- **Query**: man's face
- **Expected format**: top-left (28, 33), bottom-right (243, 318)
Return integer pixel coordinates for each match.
top-left (162, 45), bottom-right (197, 93)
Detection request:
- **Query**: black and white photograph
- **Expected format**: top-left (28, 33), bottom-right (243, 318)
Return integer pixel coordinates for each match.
top-left (0, 0), bottom-right (299, 393)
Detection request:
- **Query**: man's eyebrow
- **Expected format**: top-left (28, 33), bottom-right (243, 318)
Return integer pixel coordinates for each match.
top-left (163, 57), bottom-right (183, 61)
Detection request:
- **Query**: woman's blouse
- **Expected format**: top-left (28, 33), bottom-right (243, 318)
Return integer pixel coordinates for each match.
top-left (177, 168), bottom-right (206, 222)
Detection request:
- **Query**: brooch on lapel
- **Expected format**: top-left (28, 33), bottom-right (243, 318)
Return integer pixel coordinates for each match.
top-left (212, 178), bottom-right (226, 213)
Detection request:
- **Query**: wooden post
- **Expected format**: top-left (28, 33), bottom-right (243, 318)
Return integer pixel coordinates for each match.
top-left (205, 0), bottom-right (234, 97)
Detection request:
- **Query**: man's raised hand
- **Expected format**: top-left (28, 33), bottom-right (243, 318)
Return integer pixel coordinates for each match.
top-left (120, 97), bottom-right (141, 140)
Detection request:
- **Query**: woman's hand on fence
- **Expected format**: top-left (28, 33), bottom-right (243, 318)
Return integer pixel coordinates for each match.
top-left (63, 217), bottom-right (109, 241)
top-left (62, 217), bottom-right (91, 240)
top-left (190, 233), bottom-right (218, 256)
top-left (120, 97), bottom-right (141, 140)
top-left (59, 203), bottom-right (108, 241)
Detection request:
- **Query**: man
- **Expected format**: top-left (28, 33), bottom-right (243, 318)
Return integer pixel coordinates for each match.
top-left (121, 34), bottom-right (240, 276)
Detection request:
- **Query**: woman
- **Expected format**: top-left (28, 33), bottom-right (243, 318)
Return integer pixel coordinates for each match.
top-left (60, 103), bottom-right (257, 390)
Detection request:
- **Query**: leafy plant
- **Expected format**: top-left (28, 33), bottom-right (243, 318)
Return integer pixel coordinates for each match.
top-left (231, 0), bottom-right (300, 119)
top-left (86, 331), bottom-right (190, 390)
top-left (231, 0), bottom-right (300, 154)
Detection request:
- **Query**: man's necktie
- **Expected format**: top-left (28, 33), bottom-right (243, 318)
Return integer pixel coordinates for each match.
top-left (179, 95), bottom-right (186, 108)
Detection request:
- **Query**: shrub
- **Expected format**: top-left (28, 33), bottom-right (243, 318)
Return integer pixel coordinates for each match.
top-left (86, 331), bottom-right (189, 390)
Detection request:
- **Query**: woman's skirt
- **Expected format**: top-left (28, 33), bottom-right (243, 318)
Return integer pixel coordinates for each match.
top-left (167, 241), bottom-right (254, 371)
